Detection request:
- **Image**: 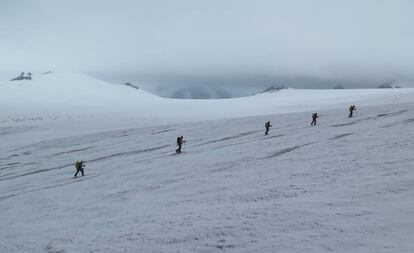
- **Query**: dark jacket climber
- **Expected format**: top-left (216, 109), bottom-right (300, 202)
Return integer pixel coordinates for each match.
top-left (348, 105), bottom-right (356, 118)
top-left (176, 136), bottom-right (185, 153)
top-left (74, 160), bottom-right (85, 177)
top-left (265, 121), bottom-right (272, 135)
top-left (311, 113), bottom-right (318, 126)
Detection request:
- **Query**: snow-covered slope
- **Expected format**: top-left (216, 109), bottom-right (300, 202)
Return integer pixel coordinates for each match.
top-left (1, 103), bottom-right (414, 252)
top-left (1, 72), bottom-right (414, 131)
top-left (1, 73), bottom-right (414, 252)
top-left (0, 73), bottom-right (161, 129)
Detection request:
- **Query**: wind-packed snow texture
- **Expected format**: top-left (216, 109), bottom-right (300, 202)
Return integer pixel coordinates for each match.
top-left (1, 73), bottom-right (414, 252)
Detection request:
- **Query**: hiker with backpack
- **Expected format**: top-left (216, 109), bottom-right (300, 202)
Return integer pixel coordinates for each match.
top-left (176, 136), bottom-right (186, 153)
top-left (74, 160), bottom-right (85, 177)
top-left (265, 121), bottom-right (272, 135)
top-left (348, 105), bottom-right (356, 118)
top-left (311, 113), bottom-right (318, 126)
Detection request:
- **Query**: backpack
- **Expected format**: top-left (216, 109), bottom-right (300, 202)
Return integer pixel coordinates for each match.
top-left (75, 161), bottom-right (80, 169)
top-left (177, 137), bottom-right (181, 145)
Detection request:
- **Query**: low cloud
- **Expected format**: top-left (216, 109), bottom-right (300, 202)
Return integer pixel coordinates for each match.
top-left (1, 0), bottom-right (413, 92)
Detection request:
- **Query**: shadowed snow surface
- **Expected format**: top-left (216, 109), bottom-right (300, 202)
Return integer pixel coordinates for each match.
top-left (1, 103), bottom-right (414, 252)
top-left (1, 73), bottom-right (414, 252)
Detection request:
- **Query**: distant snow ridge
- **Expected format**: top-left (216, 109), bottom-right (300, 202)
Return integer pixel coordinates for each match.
top-left (260, 85), bottom-right (289, 94)
top-left (333, 84), bottom-right (345, 89)
top-left (124, 82), bottom-right (140, 90)
top-left (10, 72), bottom-right (32, 81)
top-left (378, 81), bottom-right (402, 89)
top-left (2, 72), bottom-right (414, 131)
top-left (170, 86), bottom-right (231, 99)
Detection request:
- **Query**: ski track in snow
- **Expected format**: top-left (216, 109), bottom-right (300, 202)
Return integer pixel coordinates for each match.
top-left (1, 104), bottom-right (414, 252)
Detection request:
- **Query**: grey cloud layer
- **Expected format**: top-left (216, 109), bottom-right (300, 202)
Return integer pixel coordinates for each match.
top-left (1, 0), bottom-right (413, 84)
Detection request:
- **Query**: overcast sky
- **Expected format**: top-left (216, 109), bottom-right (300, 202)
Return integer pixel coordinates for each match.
top-left (1, 0), bottom-right (413, 90)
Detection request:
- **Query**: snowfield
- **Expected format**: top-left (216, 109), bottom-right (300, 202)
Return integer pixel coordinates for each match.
top-left (1, 72), bottom-right (413, 131)
top-left (1, 73), bottom-right (414, 252)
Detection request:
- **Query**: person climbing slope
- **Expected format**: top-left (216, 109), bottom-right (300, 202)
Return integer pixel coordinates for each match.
top-left (265, 121), bottom-right (272, 135)
top-left (74, 160), bottom-right (85, 177)
top-left (311, 112), bottom-right (318, 126)
top-left (348, 105), bottom-right (356, 118)
top-left (176, 136), bottom-right (186, 153)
